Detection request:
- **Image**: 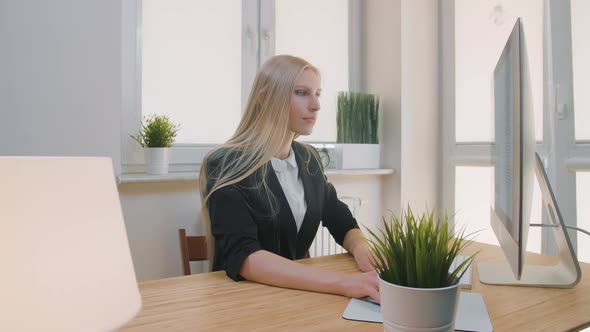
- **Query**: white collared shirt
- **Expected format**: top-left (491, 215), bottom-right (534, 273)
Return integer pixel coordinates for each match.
top-left (270, 148), bottom-right (307, 232)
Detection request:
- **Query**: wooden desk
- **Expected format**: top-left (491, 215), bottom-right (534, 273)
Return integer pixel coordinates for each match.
top-left (120, 242), bottom-right (590, 331)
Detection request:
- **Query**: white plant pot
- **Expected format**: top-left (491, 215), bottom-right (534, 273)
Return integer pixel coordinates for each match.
top-left (145, 147), bottom-right (170, 175)
top-left (335, 144), bottom-right (380, 169)
top-left (379, 277), bottom-right (460, 332)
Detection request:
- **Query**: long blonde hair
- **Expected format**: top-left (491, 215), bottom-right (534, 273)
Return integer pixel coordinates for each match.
top-left (199, 55), bottom-right (320, 264)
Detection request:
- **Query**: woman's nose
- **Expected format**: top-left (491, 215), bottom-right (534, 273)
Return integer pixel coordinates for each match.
top-left (310, 95), bottom-right (321, 111)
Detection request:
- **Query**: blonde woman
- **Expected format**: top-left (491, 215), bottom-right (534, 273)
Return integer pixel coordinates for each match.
top-left (199, 55), bottom-right (380, 302)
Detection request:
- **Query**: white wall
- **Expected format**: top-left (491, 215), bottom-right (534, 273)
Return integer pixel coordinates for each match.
top-left (400, 0), bottom-right (441, 213)
top-left (365, 0), bottom-right (402, 217)
top-left (0, 0), bottom-right (121, 170)
top-left (118, 181), bottom-right (204, 280)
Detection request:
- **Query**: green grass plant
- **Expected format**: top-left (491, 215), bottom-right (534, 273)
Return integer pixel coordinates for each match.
top-left (131, 114), bottom-right (180, 148)
top-left (365, 206), bottom-right (478, 288)
top-left (337, 92), bottom-right (379, 144)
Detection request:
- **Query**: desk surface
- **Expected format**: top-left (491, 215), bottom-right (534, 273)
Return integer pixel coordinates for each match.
top-left (120, 242), bottom-right (590, 331)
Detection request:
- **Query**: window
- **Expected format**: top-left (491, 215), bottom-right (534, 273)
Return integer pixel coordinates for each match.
top-left (448, 0), bottom-right (544, 251)
top-left (455, 0), bottom-right (543, 143)
top-left (142, 0), bottom-right (243, 144)
top-left (576, 172), bottom-right (590, 263)
top-left (121, 0), bottom-right (358, 173)
top-left (572, 0), bottom-right (590, 141)
top-left (571, 0), bottom-right (590, 263)
top-left (445, 0), bottom-right (589, 260)
top-left (454, 166), bottom-right (542, 253)
top-left (454, 166), bottom-right (495, 244)
top-left (275, 0), bottom-right (349, 142)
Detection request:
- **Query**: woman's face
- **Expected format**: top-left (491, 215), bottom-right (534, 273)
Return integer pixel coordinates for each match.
top-left (288, 69), bottom-right (321, 136)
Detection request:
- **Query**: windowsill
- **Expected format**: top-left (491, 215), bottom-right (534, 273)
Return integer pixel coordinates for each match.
top-left (117, 168), bottom-right (395, 184)
top-left (117, 172), bottom-right (199, 184)
top-left (324, 168), bottom-right (395, 176)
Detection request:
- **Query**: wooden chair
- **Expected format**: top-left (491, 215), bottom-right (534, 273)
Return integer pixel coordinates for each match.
top-left (178, 228), bottom-right (208, 275)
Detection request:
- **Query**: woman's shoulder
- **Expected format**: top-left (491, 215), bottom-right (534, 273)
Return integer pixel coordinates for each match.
top-left (202, 147), bottom-right (242, 179)
top-left (204, 147), bottom-right (245, 167)
top-left (292, 141), bottom-right (318, 158)
top-left (202, 146), bottom-right (266, 186)
top-left (292, 141), bottom-right (323, 172)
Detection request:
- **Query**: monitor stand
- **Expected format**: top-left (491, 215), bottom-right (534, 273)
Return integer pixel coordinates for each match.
top-left (478, 153), bottom-right (581, 288)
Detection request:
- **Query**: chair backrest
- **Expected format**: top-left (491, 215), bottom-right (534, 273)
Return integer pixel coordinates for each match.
top-left (178, 229), bottom-right (207, 275)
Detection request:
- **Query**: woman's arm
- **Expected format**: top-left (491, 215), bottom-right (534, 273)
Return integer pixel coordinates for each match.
top-left (343, 228), bottom-right (376, 272)
top-left (240, 250), bottom-right (380, 302)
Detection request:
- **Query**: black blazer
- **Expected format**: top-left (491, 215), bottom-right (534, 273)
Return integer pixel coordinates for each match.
top-left (206, 142), bottom-right (359, 281)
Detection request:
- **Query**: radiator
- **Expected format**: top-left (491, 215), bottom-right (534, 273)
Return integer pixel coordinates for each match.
top-left (308, 196), bottom-right (361, 257)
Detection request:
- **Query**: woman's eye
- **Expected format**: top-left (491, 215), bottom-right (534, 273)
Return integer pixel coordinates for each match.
top-left (295, 90), bottom-right (308, 96)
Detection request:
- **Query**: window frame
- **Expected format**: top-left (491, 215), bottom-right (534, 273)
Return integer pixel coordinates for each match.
top-left (121, 0), bottom-right (363, 174)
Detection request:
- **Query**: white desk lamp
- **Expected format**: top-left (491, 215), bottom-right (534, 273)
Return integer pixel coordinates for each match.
top-left (0, 157), bottom-right (142, 331)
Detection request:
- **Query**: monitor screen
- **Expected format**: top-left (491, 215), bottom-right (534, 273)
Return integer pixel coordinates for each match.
top-left (490, 17), bottom-right (535, 280)
top-left (493, 30), bottom-right (519, 239)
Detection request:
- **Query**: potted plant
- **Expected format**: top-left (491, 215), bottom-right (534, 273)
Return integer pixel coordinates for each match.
top-left (131, 114), bottom-right (180, 175)
top-left (365, 207), bottom-right (477, 332)
top-left (336, 91), bottom-right (380, 169)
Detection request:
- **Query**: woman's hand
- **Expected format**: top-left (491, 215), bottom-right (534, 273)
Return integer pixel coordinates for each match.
top-left (343, 229), bottom-right (376, 272)
top-left (351, 243), bottom-right (376, 272)
top-left (338, 270), bottom-right (381, 303)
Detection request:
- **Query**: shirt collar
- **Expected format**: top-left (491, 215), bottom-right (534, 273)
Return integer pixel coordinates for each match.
top-left (271, 148), bottom-right (297, 172)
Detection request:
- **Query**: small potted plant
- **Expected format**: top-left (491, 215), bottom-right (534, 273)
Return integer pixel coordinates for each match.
top-left (131, 114), bottom-right (180, 175)
top-left (336, 91), bottom-right (380, 169)
top-left (365, 207), bottom-right (477, 332)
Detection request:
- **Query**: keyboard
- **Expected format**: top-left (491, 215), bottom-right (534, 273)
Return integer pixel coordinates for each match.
top-left (450, 255), bottom-right (473, 289)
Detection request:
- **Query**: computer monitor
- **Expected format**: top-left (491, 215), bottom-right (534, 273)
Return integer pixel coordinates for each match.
top-left (477, 17), bottom-right (581, 287)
